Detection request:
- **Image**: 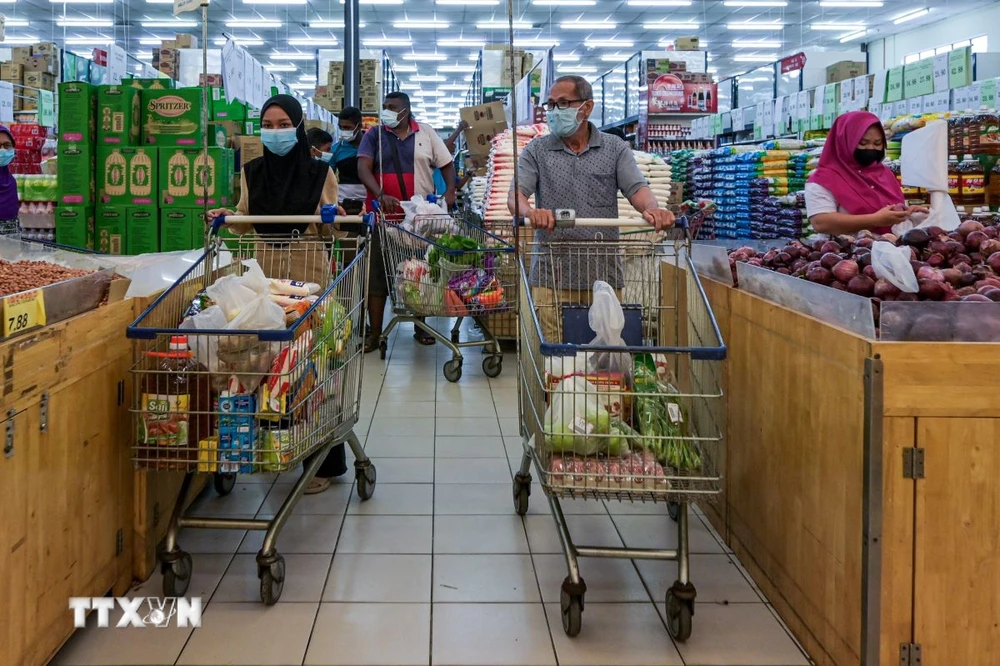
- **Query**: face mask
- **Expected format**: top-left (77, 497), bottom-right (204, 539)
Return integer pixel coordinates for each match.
top-left (854, 148), bottom-right (885, 168)
top-left (547, 106), bottom-right (583, 138)
top-left (380, 109), bottom-right (403, 128)
top-left (0, 149), bottom-right (13, 168)
top-left (260, 127), bottom-right (299, 156)
top-left (319, 152), bottom-right (334, 163)
top-left (340, 126), bottom-right (361, 142)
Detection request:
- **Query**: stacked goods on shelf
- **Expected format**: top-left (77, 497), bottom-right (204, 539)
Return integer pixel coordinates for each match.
top-left (17, 176), bottom-right (58, 242)
top-left (153, 33), bottom-right (198, 80)
top-left (0, 42), bottom-right (59, 114)
top-left (709, 147), bottom-right (760, 240)
top-left (617, 151), bottom-right (673, 220)
top-left (750, 191), bottom-right (807, 240)
top-left (466, 176), bottom-right (488, 213)
top-left (57, 82), bottom-right (96, 248)
top-left (315, 59), bottom-right (380, 113)
top-left (482, 124), bottom-right (548, 225)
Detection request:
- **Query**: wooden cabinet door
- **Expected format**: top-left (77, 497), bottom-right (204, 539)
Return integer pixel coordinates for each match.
top-left (0, 408), bottom-right (33, 666)
top-left (913, 418), bottom-right (1000, 666)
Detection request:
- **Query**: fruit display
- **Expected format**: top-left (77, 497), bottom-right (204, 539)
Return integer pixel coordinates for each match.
top-left (0, 258), bottom-right (93, 296)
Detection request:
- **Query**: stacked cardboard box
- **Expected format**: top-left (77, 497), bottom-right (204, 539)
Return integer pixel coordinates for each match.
top-left (315, 59), bottom-right (381, 113)
top-left (0, 42), bottom-right (61, 113)
top-left (56, 81), bottom-right (97, 249)
top-left (360, 59), bottom-right (379, 112)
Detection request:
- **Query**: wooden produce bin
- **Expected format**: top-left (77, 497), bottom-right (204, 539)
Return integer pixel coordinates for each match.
top-left (670, 256), bottom-right (1000, 666)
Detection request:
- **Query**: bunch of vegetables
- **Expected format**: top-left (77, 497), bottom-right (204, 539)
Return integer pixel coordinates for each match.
top-left (320, 300), bottom-right (351, 356)
top-left (632, 359), bottom-right (702, 473)
top-left (427, 233), bottom-right (480, 273)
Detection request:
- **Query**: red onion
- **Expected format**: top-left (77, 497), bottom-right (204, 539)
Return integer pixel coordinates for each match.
top-left (832, 260), bottom-right (859, 283)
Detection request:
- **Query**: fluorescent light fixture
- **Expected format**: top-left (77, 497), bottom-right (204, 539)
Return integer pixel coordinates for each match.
top-left (731, 40), bottom-right (782, 48)
top-left (310, 19), bottom-right (367, 28)
top-left (723, 0), bottom-right (786, 4)
top-left (840, 29), bottom-right (868, 42)
top-left (226, 18), bottom-right (282, 28)
top-left (627, 0), bottom-right (691, 6)
top-left (438, 0), bottom-right (497, 4)
top-left (600, 54), bottom-right (631, 62)
top-left (57, 18), bottom-right (114, 27)
top-left (50, 0), bottom-right (113, 3)
top-left (476, 20), bottom-right (533, 29)
top-left (418, 89), bottom-right (445, 96)
top-left (393, 20), bottom-right (449, 29)
top-left (139, 37), bottom-right (165, 45)
top-left (141, 20), bottom-right (198, 27)
top-left (137, 52), bottom-right (153, 60)
top-left (585, 38), bottom-right (634, 48)
top-left (0, 36), bottom-right (38, 45)
top-left (559, 65), bottom-right (598, 72)
top-left (811, 22), bottom-right (865, 30)
top-left (820, 0), bottom-right (881, 5)
top-left (658, 39), bottom-right (707, 47)
top-left (440, 83), bottom-right (471, 90)
top-left (440, 97), bottom-right (466, 104)
top-left (412, 74), bottom-right (446, 81)
top-left (893, 8), bottom-right (929, 24)
top-left (440, 38), bottom-right (486, 46)
top-left (271, 51), bottom-right (315, 60)
top-left (0, 19), bottom-right (28, 26)
top-left (364, 37), bottom-right (411, 47)
top-left (244, 0), bottom-right (306, 3)
top-left (289, 83), bottom-right (313, 90)
top-left (553, 53), bottom-right (580, 62)
top-left (399, 84), bottom-right (420, 91)
top-left (560, 21), bottom-right (617, 29)
top-left (513, 38), bottom-right (560, 47)
top-left (65, 37), bottom-right (114, 45)
top-left (733, 54), bottom-right (777, 61)
top-left (401, 52), bottom-right (448, 60)
top-left (145, 0), bottom-right (174, 3)
top-left (289, 37), bottom-right (338, 45)
top-left (214, 37), bottom-right (265, 46)
top-left (643, 21), bottom-right (700, 29)
top-left (392, 64), bottom-right (418, 71)
top-left (360, 0), bottom-right (403, 4)
top-left (266, 63), bottom-right (298, 71)
top-left (727, 21), bottom-right (784, 30)
top-left (533, 0), bottom-right (596, 6)
top-left (438, 64), bottom-right (475, 72)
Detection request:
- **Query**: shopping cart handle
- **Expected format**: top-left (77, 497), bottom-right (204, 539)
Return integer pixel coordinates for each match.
top-left (212, 213), bottom-right (369, 234)
top-left (554, 217), bottom-right (666, 229)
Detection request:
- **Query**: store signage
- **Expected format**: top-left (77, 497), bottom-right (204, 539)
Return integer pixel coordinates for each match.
top-left (886, 67), bottom-right (904, 103)
top-left (647, 74), bottom-right (717, 114)
top-left (0, 81), bottom-right (13, 124)
top-left (953, 86), bottom-right (968, 110)
top-left (892, 100), bottom-right (907, 118)
top-left (731, 106), bottom-right (744, 129)
top-left (870, 70), bottom-right (887, 105)
top-left (69, 597), bottom-right (202, 628)
top-left (949, 47), bottom-right (971, 89)
top-left (969, 81), bottom-right (982, 109)
top-left (38, 90), bottom-right (53, 127)
top-left (933, 53), bottom-right (949, 93)
top-left (107, 45), bottom-right (127, 85)
top-left (904, 60), bottom-right (934, 99)
top-left (2, 289), bottom-right (45, 337)
top-left (982, 79), bottom-right (997, 108)
top-left (174, 0), bottom-right (204, 16)
top-left (854, 75), bottom-right (869, 110)
top-left (780, 52), bottom-right (806, 74)
top-left (796, 90), bottom-right (809, 121)
top-left (907, 97), bottom-right (923, 115)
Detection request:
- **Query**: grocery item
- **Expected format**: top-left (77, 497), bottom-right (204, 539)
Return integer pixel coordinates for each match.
top-left (55, 206), bottom-right (95, 250)
top-left (0, 259), bottom-right (92, 296)
top-left (96, 85), bottom-right (141, 145)
top-left (57, 81), bottom-right (96, 143)
top-left (97, 145), bottom-right (158, 206)
top-left (142, 88), bottom-right (203, 146)
top-left (126, 207), bottom-right (159, 254)
top-left (96, 206), bottom-right (127, 254)
top-left (958, 155), bottom-right (986, 208)
top-left (159, 146), bottom-right (233, 207)
top-left (160, 208), bottom-right (201, 252)
top-left (547, 451), bottom-right (668, 490)
top-left (56, 143), bottom-right (94, 205)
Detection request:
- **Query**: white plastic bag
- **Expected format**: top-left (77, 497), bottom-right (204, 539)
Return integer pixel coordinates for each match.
top-left (897, 120), bottom-right (960, 233)
top-left (179, 304), bottom-right (228, 373)
top-left (544, 376), bottom-right (609, 456)
top-left (239, 259), bottom-right (271, 295)
top-left (401, 195), bottom-right (448, 229)
top-left (587, 281), bottom-right (628, 373)
top-left (206, 275), bottom-right (257, 322)
top-left (871, 241), bottom-right (919, 293)
top-left (227, 294), bottom-right (285, 332)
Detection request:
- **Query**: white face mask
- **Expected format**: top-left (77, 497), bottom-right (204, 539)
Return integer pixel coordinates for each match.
top-left (380, 108), bottom-right (403, 128)
top-left (339, 126), bottom-right (361, 142)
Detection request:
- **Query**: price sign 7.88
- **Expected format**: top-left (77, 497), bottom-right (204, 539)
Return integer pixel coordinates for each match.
top-left (2, 289), bottom-right (46, 337)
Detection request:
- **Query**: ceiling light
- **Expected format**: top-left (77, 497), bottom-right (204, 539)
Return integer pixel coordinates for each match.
top-left (437, 0), bottom-right (498, 4)
top-left (271, 51), bottom-right (315, 60)
top-left (559, 65), bottom-right (598, 72)
top-left (0, 36), bottom-right (38, 45)
top-left (731, 40), bottom-right (782, 48)
top-left (821, 0), bottom-right (882, 5)
top-left (50, 0), bottom-right (113, 3)
top-left (364, 37), bottom-right (411, 47)
top-left (532, 0), bottom-right (596, 6)
top-left (0, 19), bottom-right (27, 26)
top-left (893, 8), bottom-right (928, 23)
top-left (299, 76), bottom-right (317, 83)
top-left (140, 37), bottom-right (165, 45)
top-left (839, 29), bottom-right (868, 42)
top-left (146, 0), bottom-right (174, 3)
top-left (657, 39), bottom-right (708, 47)
top-left (399, 83), bottom-right (420, 90)
top-left (626, 0), bottom-right (691, 6)
top-left (440, 84), bottom-right (470, 90)
top-left (393, 20), bottom-right (449, 29)
top-left (418, 90), bottom-right (445, 96)
top-left (137, 52), bottom-right (153, 60)
top-left (439, 97), bottom-right (466, 104)
top-left (141, 20), bottom-right (198, 28)
top-left (65, 37), bottom-right (114, 45)
top-left (723, 0), bottom-right (786, 4)
top-left (226, 19), bottom-right (282, 28)
top-left (440, 38), bottom-right (486, 46)
top-left (289, 37), bottom-right (338, 45)
top-left (513, 38), bottom-right (560, 47)
top-left (310, 20), bottom-right (367, 28)
top-left (733, 54), bottom-right (777, 61)
top-left (289, 83), bottom-right (313, 90)
top-left (727, 21), bottom-right (784, 30)
top-left (360, 0), bottom-right (404, 4)
top-left (438, 64), bottom-right (475, 72)
top-left (811, 22), bottom-right (865, 30)
top-left (392, 64), bottom-right (418, 72)
top-left (57, 18), bottom-right (114, 27)
top-left (600, 54), bottom-right (631, 62)
top-left (560, 21), bottom-right (617, 29)
top-left (401, 53), bottom-right (448, 61)
top-left (585, 39), bottom-right (634, 48)
top-left (266, 63), bottom-right (298, 71)
top-left (553, 53), bottom-right (580, 62)
top-left (214, 37), bottom-right (265, 46)
top-left (476, 20), bottom-right (533, 29)
top-left (643, 21), bottom-right (700, 29)
top-left (412, 74), bottom-right (446, 81)
top-left (244, 0), bottom-right (306, 3)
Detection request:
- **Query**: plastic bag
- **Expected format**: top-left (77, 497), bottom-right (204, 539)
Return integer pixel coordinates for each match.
top-left (871, 241), bottom-right (919, 293)
top-left (896, 120), bottom-right (960, 233)
top-left (227, 294), bottom-right (286, 332)
top-left (544, 376), bottom-right (609, 456)
top-left (401, 196), bottom-right (448, 228)
top-left (240, 259), bottom-right (271, 295)
top-left (587, 281), bottom-right (628, 373)
top-left (206, 275), bottom-right (257, 322)
top-left (180, 304), bottom-right (228, 373)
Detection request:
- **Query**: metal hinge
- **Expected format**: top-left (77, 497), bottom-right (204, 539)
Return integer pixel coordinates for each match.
top-left (115, 528), bottom-right (124, 556)
top-left (900, 642), bottom-right (922, 666)
top-left (39, 393), bottom-right (48, 432)
top-left (903, 447), bottom-right (925, 479)
top-left (116, 380), bottom-right (125, 407)
top-left (4, 408), bottom-right (15, 458)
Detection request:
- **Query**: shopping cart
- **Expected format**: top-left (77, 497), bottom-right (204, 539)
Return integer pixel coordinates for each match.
top-left (126, 207), bottom-right (376, 605)
top-left (513, 216), bottom-right (726, 641)
top-left (378, 210), bottom-right (516, 382)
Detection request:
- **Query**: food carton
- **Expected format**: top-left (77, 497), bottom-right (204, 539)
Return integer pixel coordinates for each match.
top-left (57, 81), bottom-right (96, 143)
top-left (159, 146), bottom-right (232, 207)
top-left (23, 54), bottom-right (57, 74)
top-left (95, 206), bottom-right (127, 254)
top-left (125, 77), bottom-right (174, 90)
top-left (11, 47), bottom-right (32, 65)
top-left (23, 71), bottom-right (55, 91)
top-left (674, 37), bottom-right (700, 51)
top-left (126, 207), bottom-right (159, 254)
top-left (238, 135), bottom-right (263, 166)
top-left (56, 143), bottom-right (94, 205)
top-left (0, 63), bottom-right (23, 82)
top-left (208, 121), bottom-right (236, 148)
top-left (218, 394), bottom-right (256, 473)
top-left (158, 48), bottom-right (179, 65)
top-left (160, 208), bottom-right (199, 252)
top-left (97, 146), bottom-right (158, 206)
top-left (199, 73), bottom-right (223, 87)
top-left (210, 88), bottom-right (247, 121)
top-left (97, 85), bottom-right (141, 145)
top-left (647, 74), bottom-right (718, 113)
top-left (31, 42), bottom-right (58, 57)
top-left (460, 102), bottom-right (508, 158)
top-left (826, 60), bottom-right (866, 84)
top-left (142, 88), bottom-right (203, 146)
top-left (173, 34), bottom-right (198, 48)
top-left (55, 206), bottom-right (95, 250)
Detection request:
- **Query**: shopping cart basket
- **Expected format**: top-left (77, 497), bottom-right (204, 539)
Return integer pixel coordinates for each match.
top-left (126, 207), bottom-right (376, 605)
top-left (378, 210), bottom-right (516, 382)
top-left (513, 216), bottom-right (726, 641)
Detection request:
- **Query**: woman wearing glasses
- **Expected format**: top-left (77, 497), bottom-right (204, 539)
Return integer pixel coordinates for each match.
top-left (0, 127), bottom-right (19, 236)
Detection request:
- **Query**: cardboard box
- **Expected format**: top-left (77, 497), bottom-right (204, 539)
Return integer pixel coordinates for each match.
top-left (647, 74), bottom-right (718, 113)
top-left (97, 146), bottom-right (158, 206)
top-left (11, 47), bottom-right (32, 64)
top-left (158, 48), bottom-right (180, 65)
top-left (199, 73), bottom-right (223, 87)
top-left (674, 37), bottom-right (700, 51)
top-left (237, 135), bottom-right (263, 166)
top-left (160, 208), bottom-right (198, 251)
top-left (96, 206), bottom-right (127, 254)
top-left (827, 60), bottom-right (866, 84)
top-left (460, 101), bottom-right (508, 158)
top-left (174, 34), bottom-right (198, 48)
top-left (125, 77), bottom-right (174, 90)
top-left (157, 62), bottom-right (178, 80)
top-left (0, 63), bottom-right (23, 81)
top-left (32, 42), bottom-right (58, 56)
top-left (57, 143), bottom-right (94, 205)
top-left (142, 88), bottom-right (203, 146)
top-left (23, 71), bottom-right (55, 91)
top-left (210, 88), bottom-right (247, 121)
top-left (159, 146), bottom-right (232, 207)
top-left (55, 206), bottom-right (95, 250)
top-left (23, 54), bottom-right (57, 74)
top-left (57, 81), bottom-right (96, 142)
top-left (126, 207), bottom-right (159, 254)
top-left (208, 121), bottom-right (238, 148)
top-left (97, 85), bottom-right (141, 145)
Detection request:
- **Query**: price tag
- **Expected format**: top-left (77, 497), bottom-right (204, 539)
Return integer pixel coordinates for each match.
top-left (822, 111), bottom-right (835, 128)
top-left (969, 81), bottom-right (982, 108)
top-left (840, 78), bottom-right (853, 109)
top-left (732, 107), bottom-right (744, 129)
top-left (906, 59), bottom-right (935, 98)
top-left (954, 86), bottom-right (968, 110)
top-left (949, 47), bottom-right (971, 88)
top-left (2, 289), bottom-right (45, 337)
top-left (893, 100), bottom-right (908, 118)
top-left (797, 90), bottom-right (809, 120)
top-left (908, 97), bottom-right (923, 115)
top-left (772, 97), bottom-right (784, 135)
top-left (38, 90), bottom-right (54, 127)
top-left (982, 79), bottom-right (998, 108)
top-left (879, 104), bottom-right (893, 122)
top-left (886, 66), bottom-right (905, 103)
top-left (932, 53), bottom-right (949, 93)
top-left (0, 81), bottom-right (13, 124)
top-left (871, 70), bottom-right (887, 105)
top-left (753, 123), bottom-right (763, 141)
top-left (854, 75), bottom-right (869, 109)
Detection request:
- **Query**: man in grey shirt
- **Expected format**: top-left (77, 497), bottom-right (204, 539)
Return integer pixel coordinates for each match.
top-left (507, 75), bottom-right (674, 342)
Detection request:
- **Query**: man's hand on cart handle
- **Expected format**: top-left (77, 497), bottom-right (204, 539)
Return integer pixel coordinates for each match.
top-left (527, 207), bottom-right (557, 231)
top-left (206, 208), bottom-right (235, 225)
top-left (377, 193), bottom-right (402, 213)
top-left (642, 207), bottom-right (676, 232)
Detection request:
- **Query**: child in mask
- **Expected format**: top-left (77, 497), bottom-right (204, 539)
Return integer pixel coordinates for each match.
top-left (324, 106), bottom-right (367, 204)
top-left (806, 111), bottom-right (927, 234)
top-left (0, 126), bottom-right (19, 236)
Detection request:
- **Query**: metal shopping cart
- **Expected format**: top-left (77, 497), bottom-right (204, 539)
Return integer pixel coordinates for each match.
top-left (378, 210), bottom-right (516, 382)
top-left (126, 207), bottom-right (376, 605)
top-left (513, 216), bottom-right (726, 641)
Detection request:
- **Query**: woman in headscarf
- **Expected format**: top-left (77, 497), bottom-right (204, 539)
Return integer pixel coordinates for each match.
top-left (208, 94), bottom-right (348, 494)
top-left (0, 126), bottom-right (19, 235)
top-left (805, 111), bottom-right (926, 235)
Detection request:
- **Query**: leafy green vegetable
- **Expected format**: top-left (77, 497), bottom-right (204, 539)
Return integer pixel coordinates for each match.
top-left (632, 356), bottom-right (702, 473)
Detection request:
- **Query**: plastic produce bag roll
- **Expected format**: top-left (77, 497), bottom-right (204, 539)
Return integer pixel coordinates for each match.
top-left (898, 120), bottom-right (960, 234)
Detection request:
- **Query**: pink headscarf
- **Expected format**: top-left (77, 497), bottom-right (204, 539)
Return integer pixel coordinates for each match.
top-left (808, 111), bottom-right (904, 216)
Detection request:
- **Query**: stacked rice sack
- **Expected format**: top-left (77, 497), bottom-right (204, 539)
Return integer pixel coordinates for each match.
top-left (483, 124), bottom-right (548, 222)
top-left (467, 176), bottom-right (488, 213)
top-left (616, 150), bottom-right (672, 220)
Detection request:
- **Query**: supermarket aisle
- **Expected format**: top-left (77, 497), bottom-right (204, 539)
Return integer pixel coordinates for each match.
top-left (54, 321), bottom-right (811, 666)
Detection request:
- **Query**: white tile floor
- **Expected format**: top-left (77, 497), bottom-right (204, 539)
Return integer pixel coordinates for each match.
top-left (53, 321), bottom-right (813, 666)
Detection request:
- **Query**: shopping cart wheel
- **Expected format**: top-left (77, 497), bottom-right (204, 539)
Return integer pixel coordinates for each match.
top-left (443, 359), bottom-right (463, 383)
top-left (512, 473), bottom-right (531, 515)
top-left (214, 472), bottom-right (237, 496)
top-left (482, 355), bottom-right (503, 378)
top-left (668, 501), bottom-right (681, 521)
top-left (258, 554), bottom-right (285, 606)
top-left (162, 551), bottom-right (192, 597)
top-left (355, 461), bottom-right (377, 500)
top-left (378, 339), bottom-right (387, 360)
top-left (560, 576), bottom-right (586, 637)
top-left (665, 585), bottom-right (695, 642)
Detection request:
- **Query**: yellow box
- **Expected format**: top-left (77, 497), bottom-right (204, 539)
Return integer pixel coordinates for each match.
top-left (197, 436), bottom-right (218, 472)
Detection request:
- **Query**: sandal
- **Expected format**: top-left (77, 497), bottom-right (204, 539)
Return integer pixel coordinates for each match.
top-left (413, 330), bottom-right (436, 345)
top-left (304, 477), bottom-right (332, 495)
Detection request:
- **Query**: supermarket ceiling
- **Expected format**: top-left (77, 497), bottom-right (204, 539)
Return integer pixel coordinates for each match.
top-left (1, 0), bottom-right (992, 101)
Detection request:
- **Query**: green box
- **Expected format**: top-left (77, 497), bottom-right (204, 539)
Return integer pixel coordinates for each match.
top-left (127, 207), bottom-right (159, 255)
top-left (97, 85), bottom-right (142, 145)
top-left (124, 77), bottom-right (174, 90)
top-left (56, 143), bottom-right (94, 206)
top-left (210, 88), bottom-right (247, 121)
top-left (57, 81), bottom-right (96, 143)
top-left (96, 206), bottom-right (127, 254)
top-left (159, 146), bottom-right (232, 207)
top-left (97, 145), bottom-right (158, 207)
top-left (55, 206), bottom-right (94, 250)
top-left (160, 208), bottom-right (199, 252)
top-left (142, 88), bottom-right (203, 146)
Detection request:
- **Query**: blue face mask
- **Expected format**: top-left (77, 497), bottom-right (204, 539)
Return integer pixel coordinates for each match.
top-left (546, 106), bottom-right (583, 138)
top-left (0, 148), bottom-right (14, 167)
top-left (260, 127), bottom-right (299, 156)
